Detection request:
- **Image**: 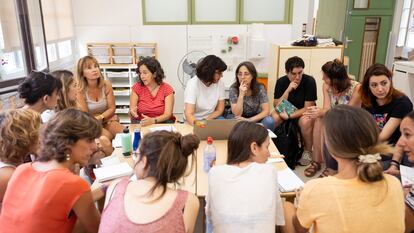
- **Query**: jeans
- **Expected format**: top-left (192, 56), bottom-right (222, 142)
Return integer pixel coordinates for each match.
top-left (225, 114), bottom-right (275, 131)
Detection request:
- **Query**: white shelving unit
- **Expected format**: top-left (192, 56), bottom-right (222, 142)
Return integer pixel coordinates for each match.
top-left (100, 64), bottom-right (136, 124)
top-left (88, 42), bottom-right (158, 124)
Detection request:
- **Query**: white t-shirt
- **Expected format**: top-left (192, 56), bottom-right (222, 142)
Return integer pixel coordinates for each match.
top-left (184, 77), bottom-right (226, 120)
top-left (41, 109), bottom-right (56, 123)
top-left (206, 163), bottom-right (285, 233)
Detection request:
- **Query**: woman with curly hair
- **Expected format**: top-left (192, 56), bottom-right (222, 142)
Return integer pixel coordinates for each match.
top-left (0, 109), bottom-right (102, 233)
top-left (0, 109), bottom-right (40, 211)
top-left (129, 57), bottom-right (175, 126)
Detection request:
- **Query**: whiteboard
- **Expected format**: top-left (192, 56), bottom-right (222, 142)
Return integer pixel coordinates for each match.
top-left (243, 0), bottom-right (286, 22)
top-left (144, 0), bottom-right (189, 23)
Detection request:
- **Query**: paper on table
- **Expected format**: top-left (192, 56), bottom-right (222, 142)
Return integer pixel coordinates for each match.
top-left (270, 152), bottom-right (284, 158)
top-left (266, 157), bottom-right (284, 163)
top-left (401, 165), bottom-right (414, 186)
top-left (150, 125), bottom-right (177, 132)
top-left (112, 133), bottom-right (123, 148)
top-left (93, 162), bottom-right (133, 182)
top-left (277, 167), bottom-right (304, 192)
top-left (100, 154), bottom-right (121, 166)
top-left (268, 129), bottom-right (277, 138)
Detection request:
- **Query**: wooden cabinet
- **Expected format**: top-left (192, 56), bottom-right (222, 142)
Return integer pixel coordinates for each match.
top-left (87, 42), bottom-right (158, 124)
top-left (268, 45), bottom-right (343, 107)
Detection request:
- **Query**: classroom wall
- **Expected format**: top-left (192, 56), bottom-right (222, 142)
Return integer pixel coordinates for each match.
top-left (72, 0), bottom-right (311, 113)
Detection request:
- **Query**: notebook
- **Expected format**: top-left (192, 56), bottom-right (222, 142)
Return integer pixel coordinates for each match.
top-left (93, 162), bottom-right (133, 182)
top-left (401, 165), bottom-right (414, 186)
top-left (277, 167), bottom-right (304, 192)
top-left (193, 119), bottom-right (237, 140)
top-left (275, 99), bottom-right (297, 115)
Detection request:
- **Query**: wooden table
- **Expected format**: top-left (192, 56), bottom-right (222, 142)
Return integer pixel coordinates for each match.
top-left (93, 123), bottom-right (295, 198)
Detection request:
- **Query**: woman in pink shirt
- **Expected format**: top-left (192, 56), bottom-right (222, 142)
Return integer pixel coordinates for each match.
top-left (130, 57), bottom-right (175, 126)
top-left (99, 130), bottom-right (200, 233)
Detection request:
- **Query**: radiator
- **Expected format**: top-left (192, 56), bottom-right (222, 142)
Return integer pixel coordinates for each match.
top-left (359, 42), bottom-right (376, 79)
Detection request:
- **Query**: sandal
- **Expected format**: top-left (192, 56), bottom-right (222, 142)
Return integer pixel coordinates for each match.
top-left (304, 161), bottom-right (321, 177)
top-left (318, 168), bottom-right (337, 178)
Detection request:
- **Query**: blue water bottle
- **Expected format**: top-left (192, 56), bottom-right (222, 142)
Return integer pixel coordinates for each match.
top-left (132, 129), bottom-right (141, 154)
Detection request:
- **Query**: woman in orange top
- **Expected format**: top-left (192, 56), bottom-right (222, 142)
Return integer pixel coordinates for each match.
top-left (0, 109), bottom-right (101, 233)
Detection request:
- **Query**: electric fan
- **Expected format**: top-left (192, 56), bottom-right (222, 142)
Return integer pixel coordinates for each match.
top-left (177, 51), bottom-right (207, 89)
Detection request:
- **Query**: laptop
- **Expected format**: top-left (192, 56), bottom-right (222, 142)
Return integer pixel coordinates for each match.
top-left (193, 119), bottom-right (238, 140)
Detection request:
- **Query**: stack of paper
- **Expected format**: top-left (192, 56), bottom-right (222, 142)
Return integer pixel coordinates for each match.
top-left (112, 133), bottom-right (123, 148)
top-left (277, 168), bottom-right (304, 192)
top-left (149, 125), bottom-right (177, 132)
top-left (401, 165), bottom-right (414, 186)
top-left (93, 162), bottom-right (133, 182)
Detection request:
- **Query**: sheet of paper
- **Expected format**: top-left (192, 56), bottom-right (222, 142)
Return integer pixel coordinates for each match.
top-left (268, 129), bottom-right (277, 138)
top-left (401, 165), bottom-right (414, 186)
top-left (149, 125), bottom-right (177, 132)
top-left (93, 162), bottom-right (133, 182)
top-left (100, 154), bottom-right (121, 166)
top-left (277, 167), bottom-right (304, 192)
top-left (266, 157), bottom-right (284, 163)
top-left (270, 152), bottom-right (284, 158)
top-left (112, 133), bottom-right (123, 148)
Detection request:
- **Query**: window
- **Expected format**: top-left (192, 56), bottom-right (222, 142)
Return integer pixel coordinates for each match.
top-left (142, 0), bottom-right (292, 25)
top-left (398, 0), bottom-right (414, 47)
top-left (57, 40), bottom-right (72, 59)
top-left (27, 0), bottom-right (48, 70)
top-left (0, 0), bottom-right (27, 80)
top-left (47, 43), bottom-right (57, 62)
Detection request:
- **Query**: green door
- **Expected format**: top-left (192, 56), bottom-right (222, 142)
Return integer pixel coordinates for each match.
top-left (316, 0), bottom-right (395, 80)
top-left (344, 0), bottom-right (395, 80)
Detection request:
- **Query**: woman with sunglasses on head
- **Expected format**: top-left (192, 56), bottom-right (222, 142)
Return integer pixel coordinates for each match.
top-left (99, 131), bottom-right (200, 233)
top-left (18, 70), bottom-right (62, 115)
top-left (184, 55), bottom-right (227, 125)
top-left (130, 57), bottom-right (175, 126)
top-left (303, 59), bottom-right (361, 177)
top-left (228, 61), bottom-right (275, 130)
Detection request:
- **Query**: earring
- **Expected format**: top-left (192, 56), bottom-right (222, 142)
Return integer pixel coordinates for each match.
top-left (66, 154), bottom-right (71, 161)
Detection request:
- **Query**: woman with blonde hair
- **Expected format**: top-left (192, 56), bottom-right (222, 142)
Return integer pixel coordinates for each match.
top-left (0, 109), bottom-right (40, 211)
top-left (0, 109), bottom-right (102, 233)
top-left (76, 56), bottom-right (124, 140)
top-left (289, 105), bottom-right (405, 233)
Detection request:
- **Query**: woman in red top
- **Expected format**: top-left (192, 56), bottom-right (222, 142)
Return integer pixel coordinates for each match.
top-left (129, 57), bottom-right (175, 126)
top-left (0, 109), bottom-right (101, 233)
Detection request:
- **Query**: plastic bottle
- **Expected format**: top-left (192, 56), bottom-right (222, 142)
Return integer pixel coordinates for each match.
top-left (121, 128), bottom-right (132, 156)
top-left (132, 129), bottom-right (141, 153)
top-left (203, 136), bottom-right (216, 172)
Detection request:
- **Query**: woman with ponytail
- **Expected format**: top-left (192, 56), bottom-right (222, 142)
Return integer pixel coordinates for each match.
top-left (99, 131), bottom-right (200, 233)
top-left (290, 105), bottom-right (405, 233)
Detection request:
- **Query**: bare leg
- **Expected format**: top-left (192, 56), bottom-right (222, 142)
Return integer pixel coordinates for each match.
top-left (104, 121), bottom-right (125, 140)
top-left (271, 110), bottom-right (284, 128)
top-left (312, 118), bottom-right (324, 163)
top-left (298, 115), bottom-right (315, 152)
top-left (99, 135), bottom-right (113, 156)
top-left (101, 128), bottom-right (114, 141)
top-left (281, 201), bottom-right (296, 233)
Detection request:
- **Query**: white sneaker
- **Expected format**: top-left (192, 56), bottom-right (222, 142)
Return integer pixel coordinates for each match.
top-left (298, 150), bottom-right (312, 166)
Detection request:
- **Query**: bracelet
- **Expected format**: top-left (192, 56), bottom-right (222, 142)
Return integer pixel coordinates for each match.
top-left (390, 159), bottom-right (400, 167)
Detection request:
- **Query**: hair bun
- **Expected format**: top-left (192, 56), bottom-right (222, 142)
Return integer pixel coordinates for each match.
top-left (18, 82), bottom-right (32, 99)
top-left (180, 134), bottom-right (200, 157)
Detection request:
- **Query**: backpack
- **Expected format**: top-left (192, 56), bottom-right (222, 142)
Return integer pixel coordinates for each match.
top-left (273, 119), bottom-right (303, 169)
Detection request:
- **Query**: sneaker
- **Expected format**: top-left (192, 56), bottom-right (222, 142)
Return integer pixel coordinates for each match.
top-left (298, 150), bottom-right (312, 166)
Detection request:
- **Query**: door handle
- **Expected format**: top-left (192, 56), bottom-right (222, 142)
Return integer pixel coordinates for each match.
top-left (345, 36), bottom-right (353, 48)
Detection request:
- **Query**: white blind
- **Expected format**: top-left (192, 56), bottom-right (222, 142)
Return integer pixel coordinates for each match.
top-left (41, 0), bottom-right (74, 42)
top-left (0, 0), bottom-right (21, 51)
